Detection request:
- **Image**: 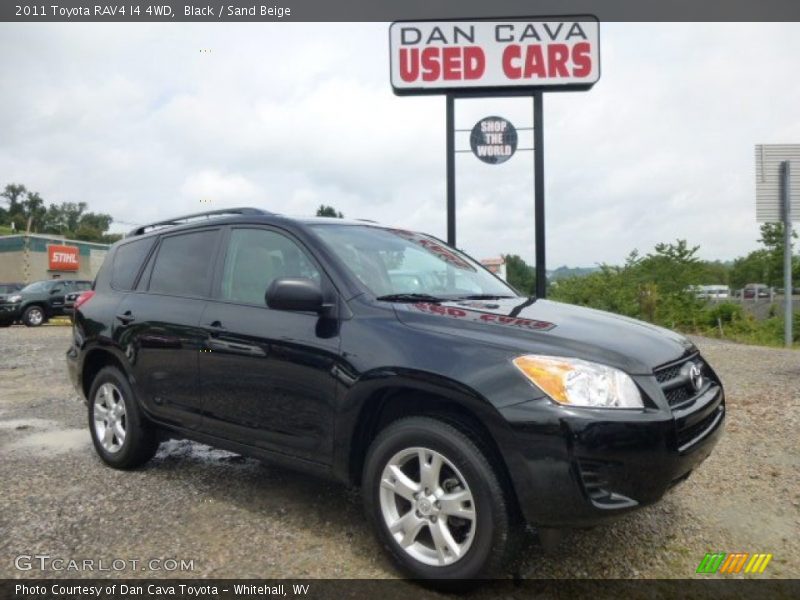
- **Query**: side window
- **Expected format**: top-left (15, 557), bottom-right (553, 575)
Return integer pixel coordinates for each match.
top-left (149, 230), bottom-right (218, 297)
top-left (220, 228), bottom-right (321, 305)
top-left (112, 237), bottom-right (156, 291)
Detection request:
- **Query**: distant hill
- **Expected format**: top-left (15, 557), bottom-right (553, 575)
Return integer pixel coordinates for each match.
top-left (547, 265), bottom-right (599, 281)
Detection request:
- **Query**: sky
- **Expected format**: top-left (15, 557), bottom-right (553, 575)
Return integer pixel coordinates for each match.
top-left (1, 22), bottom-right (799, 268)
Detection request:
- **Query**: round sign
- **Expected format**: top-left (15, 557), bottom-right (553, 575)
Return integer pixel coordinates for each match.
top-left (470, 116), bottom-right (518, 165)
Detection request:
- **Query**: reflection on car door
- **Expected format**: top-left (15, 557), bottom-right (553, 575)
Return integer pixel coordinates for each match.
top-left (198, 227), bottom-right (340, 464)
top-left (47, 281), bottom-right (68, 314)
top-left (115, 228), bottom-right (221, 430)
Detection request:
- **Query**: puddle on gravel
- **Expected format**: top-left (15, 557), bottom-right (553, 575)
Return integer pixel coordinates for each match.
top-left (0, 416), bottom-right (90, 454)
top-left (3, 428), bottom-right (90, 454)
top-left (0, 417), bottom-right (61, 431)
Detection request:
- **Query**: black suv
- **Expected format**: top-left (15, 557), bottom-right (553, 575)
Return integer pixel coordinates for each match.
top-left (1, 278), bottom-right (92, 327)
top-left (67, 208), bottom-right (724, 580)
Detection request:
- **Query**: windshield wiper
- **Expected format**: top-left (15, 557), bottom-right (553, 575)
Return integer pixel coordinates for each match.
top-left (375, 293), bottom-right (446, 303)
top-left (456, 294), bottom-right (517, 300)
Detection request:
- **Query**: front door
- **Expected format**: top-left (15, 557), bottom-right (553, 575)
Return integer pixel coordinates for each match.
top-left (198, 226), bottom-right (340, 463)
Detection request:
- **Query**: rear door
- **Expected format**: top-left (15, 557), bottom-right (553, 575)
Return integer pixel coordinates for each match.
top-left (198, 226), bottom-right (340, 463)
top-left (114, 228), bottom-right (221, 430)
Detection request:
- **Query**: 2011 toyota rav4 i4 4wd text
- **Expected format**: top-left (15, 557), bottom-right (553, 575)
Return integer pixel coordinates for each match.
top-left (67, 208), bottom-right (724, 580)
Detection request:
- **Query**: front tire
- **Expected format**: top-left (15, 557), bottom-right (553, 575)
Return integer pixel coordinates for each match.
top-left (88, 366), bottom-right (159, 469)
top-left (363, 416), bottom-right (516, 581)
top-left (22, 305), bottom-right (45, 327)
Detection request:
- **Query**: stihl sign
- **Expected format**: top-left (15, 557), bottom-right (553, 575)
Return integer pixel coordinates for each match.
top-left (48, 245), bottom-right (79, 271)
top-left (390, 18), bottom-right (600, 95)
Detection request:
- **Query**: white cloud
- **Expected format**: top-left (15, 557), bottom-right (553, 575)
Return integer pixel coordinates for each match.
top-left (0, 22), bottom-right (798, 268)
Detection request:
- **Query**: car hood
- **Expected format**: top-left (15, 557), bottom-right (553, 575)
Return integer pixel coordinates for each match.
top-left (393, 298), bottom-right (695, 374)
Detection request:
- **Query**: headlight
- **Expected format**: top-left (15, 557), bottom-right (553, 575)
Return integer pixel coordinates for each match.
top-left (512, 355), bottom-right (644, 408)
top-left (7, 294), bottom-right (22, 303)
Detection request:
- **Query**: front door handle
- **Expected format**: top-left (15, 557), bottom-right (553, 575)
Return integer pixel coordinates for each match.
top-left (207, 320), bottom-right (226, 332)
top-left (116, 311), bottom-right (135, 324)
top-left (207, 338), bottom-right (266, 357)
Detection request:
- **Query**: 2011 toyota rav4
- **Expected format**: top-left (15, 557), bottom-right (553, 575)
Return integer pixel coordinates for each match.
top-left (66, 208), bottom-right (724, 580)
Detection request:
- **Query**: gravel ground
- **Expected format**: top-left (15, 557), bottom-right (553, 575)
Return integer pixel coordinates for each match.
top-left (0, 325), bottom-right (797, 585)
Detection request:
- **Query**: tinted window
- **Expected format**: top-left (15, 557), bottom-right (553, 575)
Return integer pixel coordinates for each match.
top-left (149, 230), bottom-right (218, 297)
top-left (112, 238), bottom-right (156, 291)
top-left (220, 228), bottom-right (320, 305)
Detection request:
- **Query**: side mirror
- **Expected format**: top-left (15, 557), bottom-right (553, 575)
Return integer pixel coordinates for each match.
top-left (50, 287), bottom-right (62, 295)
top-left (266, 278), bottom-right (325, 313)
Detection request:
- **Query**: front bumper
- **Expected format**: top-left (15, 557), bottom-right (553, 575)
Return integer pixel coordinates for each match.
top-left (499, 383), bottom-right (725, 527)
top-left (0, 303), bottom-right (22, 322)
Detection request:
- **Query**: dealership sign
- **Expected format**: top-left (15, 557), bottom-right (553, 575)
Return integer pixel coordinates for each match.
top-left (470, 116), bottom-right (518, 164)
top-left (48, 244), bottom-right (79, 271)
top-left (389, 18), bottom-right (600, 94)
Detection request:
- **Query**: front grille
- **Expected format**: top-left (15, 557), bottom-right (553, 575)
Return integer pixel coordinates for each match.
top-left (654, 353), bottom-right (714, 408)
top-left (654, 363), bottom-right (683, 384)
top-left (664, 386), bottom-right (691, 406)
top-left (676, 406), bottom-right (723, 450)
top-left (655, 353), bottom-right (724, 451)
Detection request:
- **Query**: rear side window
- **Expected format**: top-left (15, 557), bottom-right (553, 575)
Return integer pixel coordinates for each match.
top-left (112, 238), bottom-right (156, 291)
top-left (148, 230), bottom-right (218, 297)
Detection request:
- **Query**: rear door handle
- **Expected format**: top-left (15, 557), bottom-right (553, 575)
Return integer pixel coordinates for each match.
top-left (116, 311), bottom-right (135, 324)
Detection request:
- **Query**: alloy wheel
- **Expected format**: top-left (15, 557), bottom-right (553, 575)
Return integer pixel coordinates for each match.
top-left (93, 383), bottom-right (127, 453)
top-left (27, 307), bottom-right (43, 326)
top-left (378, 446), bottom-right (477, 566)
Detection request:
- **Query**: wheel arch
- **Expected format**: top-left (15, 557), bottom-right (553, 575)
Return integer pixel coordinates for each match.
top-left (339, 374), bottom-right (523, 520)
top-left (80, 346), bottom-right (133, 400)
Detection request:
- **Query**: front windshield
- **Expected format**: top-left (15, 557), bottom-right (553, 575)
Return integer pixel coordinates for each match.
top-left (312, 224), bottom-right (520, 300)
top-left (20, 281), bottom-right (50, 293)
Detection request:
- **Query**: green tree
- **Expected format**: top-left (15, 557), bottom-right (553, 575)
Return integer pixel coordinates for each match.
top-left (757, 223), bottom-right (798, 288)
top-left (0, 183), bottom-right (116, 242)
top-left (698, 260), bottom-right (731, 285)
top-left (21, 191), bottom-right (47, 232)
top-left (503, 254), bottom-right (536, 296)
top-left (316, 205), bottom-right (344, 218)
top-left (1, 184), bottom-right (28, 230)
top-left (638, 239), bottom-right (703, 295)
top-left (729, 250), bottom-right (771, 290)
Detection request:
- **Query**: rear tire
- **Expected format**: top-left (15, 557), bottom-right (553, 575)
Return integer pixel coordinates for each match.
top-left (22, 305), bottom-right (45, 327)
top-left (363, 416), bottom-right (517, 582)
top-left (88, 366), bottom-right (159, 469)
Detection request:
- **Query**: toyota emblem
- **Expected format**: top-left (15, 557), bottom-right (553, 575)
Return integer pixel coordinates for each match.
top-left (687, 363), bottom-right (704, 392)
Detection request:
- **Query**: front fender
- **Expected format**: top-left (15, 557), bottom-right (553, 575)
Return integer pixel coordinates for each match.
top-left (330, 368), bottom-right (530, 502)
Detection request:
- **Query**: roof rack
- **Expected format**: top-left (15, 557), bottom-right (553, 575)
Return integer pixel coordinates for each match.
top-left (127, 207), bottom-right (273, 237)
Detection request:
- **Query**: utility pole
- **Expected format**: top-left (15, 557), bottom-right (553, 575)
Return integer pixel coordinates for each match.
top-left (781, 161), bottom-right (793, 347)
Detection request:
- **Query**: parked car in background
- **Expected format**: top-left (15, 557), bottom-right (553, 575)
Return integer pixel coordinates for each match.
top-left (0, 282), bottom-right (24, 303)
top-left (743, 283), bottom-right (770, 299)
top-left (64, 281), bottom-right (94, 316)
top-left (693, 285), bottom-right (730, 300)
top-left (0, 278), bottom-right (92, 327)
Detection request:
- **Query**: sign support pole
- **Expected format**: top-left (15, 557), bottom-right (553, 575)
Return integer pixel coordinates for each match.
top-left (446, 93), bottom-right (456, 247)
top-left (782, 161), bottom-right (793, 347)
top-left (533, 91), bottom-right (546, 298)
